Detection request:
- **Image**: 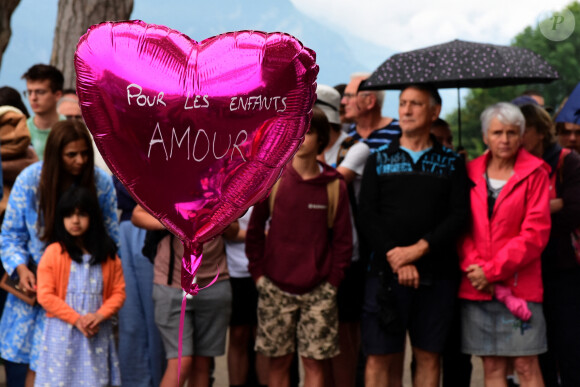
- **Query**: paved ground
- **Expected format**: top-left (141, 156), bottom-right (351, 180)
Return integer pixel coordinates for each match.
top-left (0, 334), bottom-right (486, 386)
top-left (212, 335), bottom-right (486, 387)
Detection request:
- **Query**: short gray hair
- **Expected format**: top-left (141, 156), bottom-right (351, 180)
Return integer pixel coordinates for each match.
top-left (480, 102), bottom-right (525, 136)
top-left (350, 72), bottom-right (371, 80)
top-left (350, 72), bottom-right (385, 109)
top-left (374, 90), bottom-right (385, 109)
top-left (57, 96), bottom-right (79, 108)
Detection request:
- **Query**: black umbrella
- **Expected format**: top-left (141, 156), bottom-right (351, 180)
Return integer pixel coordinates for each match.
top-left (360, 39), bottom-right (559, 146)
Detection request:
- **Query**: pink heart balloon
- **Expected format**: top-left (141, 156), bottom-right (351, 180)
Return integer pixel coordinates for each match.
top-left (75, 20), bottom-right (318, 249)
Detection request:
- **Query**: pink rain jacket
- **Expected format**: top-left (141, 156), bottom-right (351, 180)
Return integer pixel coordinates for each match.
top-left (459, 148), bottom-right (551, 302)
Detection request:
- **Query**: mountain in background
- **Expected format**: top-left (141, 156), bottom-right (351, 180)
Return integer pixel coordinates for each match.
top-left (131, 0), bottom-right (394, 86)
top-left (0, 0), bottom-right (400, 116)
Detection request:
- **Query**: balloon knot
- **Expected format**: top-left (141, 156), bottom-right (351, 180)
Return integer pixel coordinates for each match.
top-left (185, 283), bottom-right (200, 296)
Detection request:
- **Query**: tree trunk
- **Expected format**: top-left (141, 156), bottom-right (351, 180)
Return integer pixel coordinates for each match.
top-left (0, 0), bottom-right (21, 71)
top-left (51, 0), bottom-right (134, 90)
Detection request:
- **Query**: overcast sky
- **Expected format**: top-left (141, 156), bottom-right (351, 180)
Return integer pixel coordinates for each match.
top-left (287, 0), bottom-right (573, 116)
top-left (290, 0), bottom-right (573, 50)
top-left (0, 0), bottom-right (575, 118)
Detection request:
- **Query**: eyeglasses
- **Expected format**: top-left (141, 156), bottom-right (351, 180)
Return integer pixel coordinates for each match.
top-left (65, 115), bottom-right (83, 121)
top-left (22, 89), bottom-right (50, 98)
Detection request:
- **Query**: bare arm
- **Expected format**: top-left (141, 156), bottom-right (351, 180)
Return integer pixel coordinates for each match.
top-left (550, 198), bottom-right (564, 214)
top-left (131, 204), bottom-right (164, 230)
top-left (337, 142), bottom-right (370, 185)
top-left (223, 221), bottom-right (240, 241)
top-left (336, 166), bottom-right (357, 184)
top-left (386, 239), bottom-right (430, 272)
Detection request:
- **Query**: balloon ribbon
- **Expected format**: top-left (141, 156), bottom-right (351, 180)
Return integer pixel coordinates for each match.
top-left (177, 242), bottom-right (219, 385)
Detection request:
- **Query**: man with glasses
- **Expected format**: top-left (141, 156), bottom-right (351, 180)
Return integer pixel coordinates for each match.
top-left (327, 74), bottom-right (401, 386)
top-left (22, 64), bottom-right (64, 160)
top-left (336, 73), bottom-right (402, 203)
top-left (340, 73), bottom-right (400, 152)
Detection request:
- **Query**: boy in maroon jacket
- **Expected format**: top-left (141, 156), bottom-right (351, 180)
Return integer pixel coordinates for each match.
top-left (246, 106), bottom-right (353, 386)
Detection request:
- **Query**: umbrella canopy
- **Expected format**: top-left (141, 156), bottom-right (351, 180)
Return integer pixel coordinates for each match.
top-left (361, 39), bottom-right (559, 90)
top-left (360, 39), bottom-right (559, 147)
top-left (556, 82), bottom-right (580, 124)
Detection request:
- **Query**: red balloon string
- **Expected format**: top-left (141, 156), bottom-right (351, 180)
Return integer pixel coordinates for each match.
top-left (177, 242), bottom-right (220, 386)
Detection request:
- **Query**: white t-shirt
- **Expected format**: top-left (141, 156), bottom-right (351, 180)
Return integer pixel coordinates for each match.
top-left (324, 135), bottom-right (371, 263)
top-left (224, 207), bottom-right (253, 278)
top-left (323, 131), bottom-right (348, 168)
top-left (340, 142), bottom-right (370, 263)
top-left (339, 141), bottom-right (370, 200)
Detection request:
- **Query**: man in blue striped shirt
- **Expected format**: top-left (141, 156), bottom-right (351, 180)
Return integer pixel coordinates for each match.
top-left (339, 73), bottom-right (401, 155)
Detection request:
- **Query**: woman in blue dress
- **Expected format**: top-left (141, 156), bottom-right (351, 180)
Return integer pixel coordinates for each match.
top-left (0, 120), bottom-right (119, 386)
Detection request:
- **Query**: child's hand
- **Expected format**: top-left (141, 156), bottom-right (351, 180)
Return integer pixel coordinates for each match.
top-left (83, 312), bottom-right (105, 331)
top-left (74, 317), bottom-right (91, 337)
top-left (76, 314), bottom-right (103, 337)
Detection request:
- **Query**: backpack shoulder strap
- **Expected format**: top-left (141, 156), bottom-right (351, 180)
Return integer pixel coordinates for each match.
top-left (558, 148), bottom-right (572, 169)
top-left (558, 148), bottom-right (572, 183)
top-left (326, 178), bottom-right (341, 229)
top-left (268, 179), bottom-right (282, 215)
top-left (270, 176), bottom-right (340, 229)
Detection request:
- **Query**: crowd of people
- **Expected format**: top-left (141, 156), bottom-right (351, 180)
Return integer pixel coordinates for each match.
top-left (0, 62), bottom-right (578, 387)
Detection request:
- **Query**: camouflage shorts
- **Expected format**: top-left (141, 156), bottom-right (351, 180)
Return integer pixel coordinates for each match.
top-left (255, 276), bottom-right (339, 359)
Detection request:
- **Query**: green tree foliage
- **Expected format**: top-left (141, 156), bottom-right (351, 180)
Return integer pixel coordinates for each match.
top-left (446, 1), bottom-right (580, 158)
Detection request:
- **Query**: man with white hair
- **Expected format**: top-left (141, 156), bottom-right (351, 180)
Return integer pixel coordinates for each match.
top-left (57, 89), bottom-right (83, 121)
top-left (317, 84), bottom-right (370, 180)
top-left (340, 73), bottom-right (400, 155)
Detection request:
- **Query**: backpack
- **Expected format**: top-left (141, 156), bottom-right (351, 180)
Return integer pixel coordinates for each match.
top-left (268, 177), bottom-right (340, 230)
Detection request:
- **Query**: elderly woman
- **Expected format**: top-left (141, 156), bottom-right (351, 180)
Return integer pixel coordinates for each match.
top-left (459, 102), bottom-right (551, 386)
top-left (520, 103), bottom-right (580, 386)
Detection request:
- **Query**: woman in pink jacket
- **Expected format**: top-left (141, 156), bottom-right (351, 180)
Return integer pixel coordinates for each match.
top-left (459, 102), bottom-right (551, 387)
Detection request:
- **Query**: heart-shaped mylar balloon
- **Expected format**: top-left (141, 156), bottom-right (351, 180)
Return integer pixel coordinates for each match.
top-left (75, 20), bottom-right (317, 293)
top-left (75, 20), bottom-right (318, 291)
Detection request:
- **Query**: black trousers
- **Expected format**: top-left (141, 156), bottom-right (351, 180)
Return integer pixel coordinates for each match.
top-left (540, 267), bottom-right (580, 387)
